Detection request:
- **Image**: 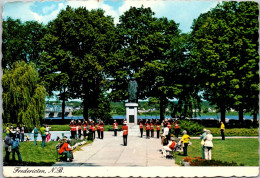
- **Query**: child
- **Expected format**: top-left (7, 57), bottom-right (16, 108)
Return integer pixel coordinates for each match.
top-left (26, 134), bottom-right (30, 142)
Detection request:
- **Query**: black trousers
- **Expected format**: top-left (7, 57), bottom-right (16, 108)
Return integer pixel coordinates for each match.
top-left (93, 131), bottom-right (95, 139)
top-left (83, 130), bottom-right (87, 137)
top-left (114, 129), bottom-right (118, 136)
top-left (78, 130), bottom-right (81, 138)
top-left (97, 130), bottom-right (100, 138)
top-left (151, 130), bottom-right (154, 137)
top-left (175, 128), bottom-right (180, 138)
top-left (221, 129), bottom-right (225, 140)
top-left (123, 135), bottom-right (127, 146)
top-left (146, 130), bottom-right (150, 138)
top-left (183, 143), bottom-right (189, 156)
top-left (5, 147), bottom-right (10, 162)
top-left (101, 131), bottom-right (104, 139)
top-left (157, 130), bottom-right (160, 138)
top-left (140, 128), bottom-right (143, 137)
top-left (168, 129), bottom-right (171, 140)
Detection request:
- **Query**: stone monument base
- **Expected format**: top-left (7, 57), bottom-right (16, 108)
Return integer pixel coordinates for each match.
top-left (125, 103), bottom-right (138, 125)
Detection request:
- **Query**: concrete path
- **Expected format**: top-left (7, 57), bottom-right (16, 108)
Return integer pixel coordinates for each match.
top-left (54, 131), bottom-right (178, 167)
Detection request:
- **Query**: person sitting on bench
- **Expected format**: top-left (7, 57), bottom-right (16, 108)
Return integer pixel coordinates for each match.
top-left (162, 137), bottom-right (176, 158)
top-left (59, 137), bottom-right (73, 162)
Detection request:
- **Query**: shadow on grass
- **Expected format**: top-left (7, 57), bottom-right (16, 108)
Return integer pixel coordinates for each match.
top-left (3, 161), bottom-right (55, 166)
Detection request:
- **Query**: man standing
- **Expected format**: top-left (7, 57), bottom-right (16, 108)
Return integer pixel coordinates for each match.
top-left (150, 121), bottom-right (154, 138)
top-left (92, 122), bottom-right (96, 139)
top-left (122, 121), bottom-right (128, 146)
top-left (174, 121), bottom-right (180, 138)
top-left (220, 121), bottom-right (225, 140)
top-left (20, 125), bottom-right (25, 142)
top-left (113, 120), bottom-right (118, 136)
top-left (167, 119), bottom-right (172, 141)
top-left (33, 125), bottom-right (38, 146)
top-left (97, 121), bottom-right (100, 139)
top-left (156, 121), bottom-right (161, 139)
top-left (139, 120), bottom-right (143, 138)
top-left (11, 135), bottom-right (22, 162)
top-left (83, 121), bottom-right (87, 139)
top-left (69, 120), bottom-right (74, 139)
top-left (200, 128), bottom-right (207, 159)
top-left (181, 130), bottom-right (190, 156)
top-left (40, 125), bottom-right (47, 147)
top-left (6, 124), bottom-right (10, 136)
top-left (4, 133), bottom-right (12, 163)
top-left (78, 120), bottom-right (82, 139)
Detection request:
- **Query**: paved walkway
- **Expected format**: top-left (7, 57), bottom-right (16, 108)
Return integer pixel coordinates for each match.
top-left (54, 131), bottom-right (178, 167)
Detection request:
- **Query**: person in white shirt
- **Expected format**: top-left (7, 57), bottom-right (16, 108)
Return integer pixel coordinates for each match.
top-left (161, 123), bottom-right (169, 146)
top-left (204, 130), bottom-right (213, 160)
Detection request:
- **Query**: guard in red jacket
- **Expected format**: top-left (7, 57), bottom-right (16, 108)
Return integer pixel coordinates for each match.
top-left (78, 120), bottom-right (82, 139)
top-left (69, 120), bottom-right (74, 139)
top-left (92, 122), bottom-right (96, 139)
top-left (156, 121), bottom-right (161, 138)
top-left (113, 120), bottom-right (118, 136)
top-left (150, 121), bottom-right (154, 138)
top-left (167, 119), bottom-right (172, 140)
top-left (145, 120), bottom-right (150, 139)
top-left (100, 121), bottom-right (104, 139)
top-left (97, 122), bottom-right (100, 139)
top-left (122, 121), bottom-right (128, 146)
top-left (73, 120), bottom-right (77, 139)
top-left (139, 120), bottom-right (144, 138)
top-left (174, 121), bottom-right (180, 138)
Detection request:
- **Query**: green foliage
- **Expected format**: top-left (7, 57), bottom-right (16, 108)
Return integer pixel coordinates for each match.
top-left (177, 120), bottom-right (204, 136)
top-left (2, 17), bottom-right (46, 69)
top-left (206, 128), bottom-right (258, 136)
top-left (2, 61), bottom-right (46, 129)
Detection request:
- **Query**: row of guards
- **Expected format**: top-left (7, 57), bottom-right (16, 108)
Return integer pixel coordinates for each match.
top-left (138, 119), bottom-right (180, 139)
top-left (69, 120), bottom-right (104, 140)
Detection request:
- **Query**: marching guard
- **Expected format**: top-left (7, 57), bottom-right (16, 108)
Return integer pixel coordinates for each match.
top-left (97, 121), bottom-right (100, 139)
top-left (139, 119), bottom-right (144, 138)
top-left (156, 121), bottom-right (161, 138)
top-left (78, 120), bottom-right (82, 139)
top-left (150, 121), bottom-right (154, 138)
top-left (100, 121), bottom-right (104, 139)
top-left (113, 120), bottom-right (118, 136)
top-left (145, 120), bottom-right (150, 139)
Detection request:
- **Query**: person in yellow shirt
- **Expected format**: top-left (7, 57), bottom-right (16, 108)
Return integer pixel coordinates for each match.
top-left (6, 124), bottom-right (10, 136)
top-left (220, 121), bottom-right (225, 140)
top-left (181, 130), bottom-right (190, 156)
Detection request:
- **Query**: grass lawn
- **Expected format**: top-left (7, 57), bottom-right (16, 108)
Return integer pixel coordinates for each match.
top-left (3, 140), bottom-right (93, 166)
top-left (174, 138), bottom-right (259, 166)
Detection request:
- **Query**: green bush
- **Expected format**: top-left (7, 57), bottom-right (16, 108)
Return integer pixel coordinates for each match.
top-left (177, 120), bottom-right (204, 136)
top-left (208, 128), bottom-right (258, 136)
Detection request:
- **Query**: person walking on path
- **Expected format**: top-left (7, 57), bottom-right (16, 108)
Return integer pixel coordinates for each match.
top-left (145, 120), bottom-right (150, 139)
top-left (33, 125), bottom-right (38, 146)
top-left (139, 120), bottom-right (144, 138)
top-left (40, 125), bottom-right (47, 147)
top-left (122, 121), bottom-right (128, 146)
top-left (11, 134), bottom-right (22, 162)
top-left (174, 121), bottom-right (180, 138)
top-left (204, 130), bottom-right (213, 160)
top-left (100, 121), bottom-right (104, 139)
top-left (156, 122), bottom-right (161, 139)
top-left (113, 120), bottom-right (118, 136)
top-left (200, 128), bottom-right (207, 159)
top-left (150, 121), bottom-right (154, 138)
top-left (181, 130), bottom-right (190, 156)
top-left (220, 121), bottom-right (225, 140)
top-left (4, 133), bottom-right (12, 163)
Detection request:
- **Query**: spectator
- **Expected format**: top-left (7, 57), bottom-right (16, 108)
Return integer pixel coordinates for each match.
top-left (46, 125), bottom-right (51, 142)
top-left (33, 125), bottom-right (38, 146)
top-left (162, 137), bottom-right (176, 158)
top-left (200, 128), bottom-right (207, 159)
top-left (40, 125), bottom-right (47, 147)
top-left (220, 121), bottom-right (225, 140)
top-left (6, 124), bottom-right (10, 136)
top-left (20, 125), bottom-right (25, 142)
top-left (25, 134), bottom-right (30, 142)
top-left (11, 135), bottom-right (22, 162)
top-left (204, 130), bottom-right (213, 160)
top-left (59, 137), bottom-right (73, 162)
top-left (161, 123), bottom-right (169, 146)
top-left (4, 133), bottom-right (12, 163)
top-left (15, 127), bottom-right (20, 141)
top-left (181, 130), bottom-right (190, 156)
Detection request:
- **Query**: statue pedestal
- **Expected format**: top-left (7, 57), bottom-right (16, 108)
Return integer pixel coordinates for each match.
top-left (125, 103), bottom-right (138, 125)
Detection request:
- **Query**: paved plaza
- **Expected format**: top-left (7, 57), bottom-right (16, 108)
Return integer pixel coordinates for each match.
top-left (54, 131), bottom-right (178, 167)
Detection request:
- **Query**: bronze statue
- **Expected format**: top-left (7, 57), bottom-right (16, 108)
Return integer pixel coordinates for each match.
top-left (128, 79), bottom-right (138, 102)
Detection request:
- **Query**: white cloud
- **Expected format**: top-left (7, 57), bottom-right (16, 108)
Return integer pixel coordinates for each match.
top-left (42, 4), bottom-right (56, 14)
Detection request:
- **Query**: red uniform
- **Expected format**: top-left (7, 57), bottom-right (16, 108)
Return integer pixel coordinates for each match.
top-left (169, 141), bottom-right (176, 150)
top-left (92, 125), bottom-right (95, 131)
top-left (139, 123), bottom-right (143, 129)
top-left (100, 124), bottom-right (104, 132)
top-left (150, 124), bottom-right (154, 130)
top-left (156, 124), bottom-right (160, 130)
top-left (145, 123), bottom-right (150, 130)
top-left (167, 122), bottom-right (172, 129)
top-left (97, 124), bottom-right (100, 130)
top-left (122, 125), bottom-right (128, 135)
top-left (83, 124), bottom-right (87, 131)
top-left (113, 122), bottom-right (118, 129)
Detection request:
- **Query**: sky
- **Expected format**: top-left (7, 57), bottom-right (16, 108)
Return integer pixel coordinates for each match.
top-left (3, 0), bottom-right (220, 33)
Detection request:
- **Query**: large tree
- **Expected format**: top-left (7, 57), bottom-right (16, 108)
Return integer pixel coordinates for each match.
top-left (2, 61), bottom-right (46, 129)
top-left (190, 1), bottom-right (259, 123)
top-left (2, 17), bottom-right (46, 69)
top-left (40, 6), bottom-right (116, 120)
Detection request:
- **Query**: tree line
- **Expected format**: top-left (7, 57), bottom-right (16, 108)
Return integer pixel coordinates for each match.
top-left (2, 2), bottom-right (258, 128)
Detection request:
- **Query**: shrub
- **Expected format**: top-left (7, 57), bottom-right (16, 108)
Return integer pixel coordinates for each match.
top-left (182, 156), bottom-right (244, 166)
top-left (177, 120), bottom-right (204, 136)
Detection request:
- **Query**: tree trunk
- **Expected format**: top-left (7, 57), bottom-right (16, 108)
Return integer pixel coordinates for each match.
top-left (253, 110), bottom-right (258, 126)
top-left (160, 96), bottom-right (165, 122)
top-left (220, 106), bottom-right (226, 124)
top-left (61, 96), bottom-right (65, 124)
top-left (238, 105), bottom-right (244, 123)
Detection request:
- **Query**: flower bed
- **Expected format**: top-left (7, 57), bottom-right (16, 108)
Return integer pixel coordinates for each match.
top-left (182, 156), bottom-right (244, 166)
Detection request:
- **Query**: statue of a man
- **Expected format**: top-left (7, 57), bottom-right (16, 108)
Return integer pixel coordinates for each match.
top-left (128, 79), bottom-right (138, 102)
